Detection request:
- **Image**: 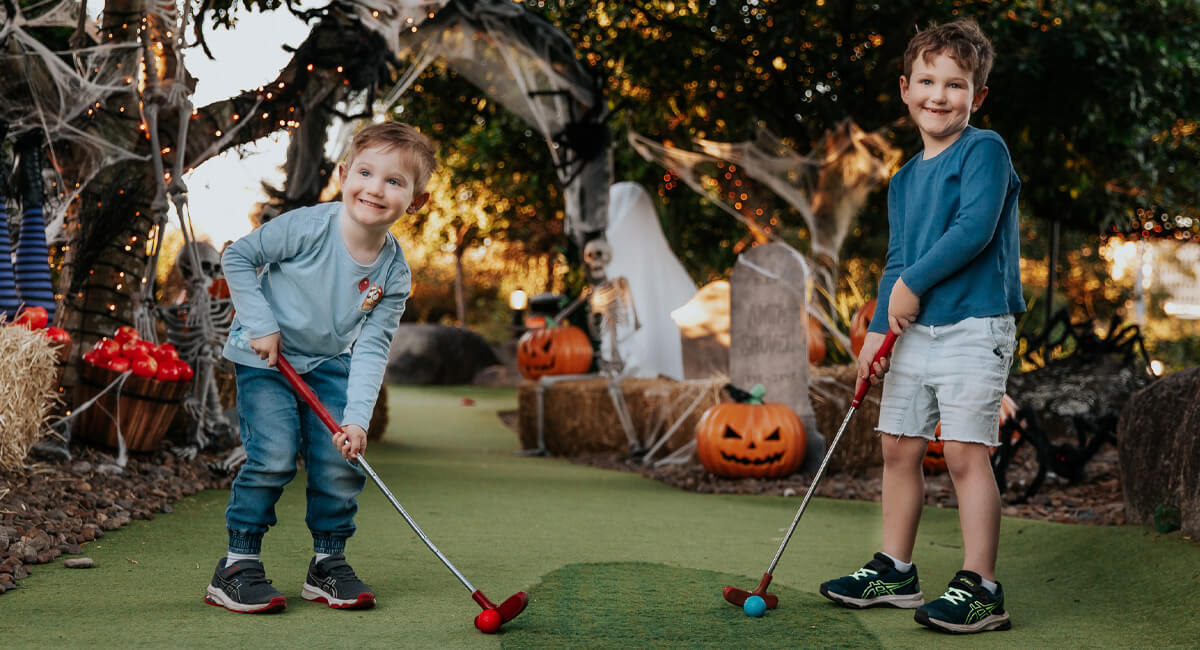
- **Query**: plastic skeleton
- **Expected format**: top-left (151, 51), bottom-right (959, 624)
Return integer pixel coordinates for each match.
top-left (131, 0), bottom-right (232, 456)
top-left (526, 239), bottom-right (644, 457)
top-left (159, 242), bottom-right (235, 453)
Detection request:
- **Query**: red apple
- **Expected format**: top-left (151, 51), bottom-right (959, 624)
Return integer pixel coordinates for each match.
top-left (155, 361), bottom-right (181, 382)
top-left (107, 356), bottom-right (131, 373)
top-left (177, 360), bottom-right (194, 382)
top-left (129, 354), bottom-right (158, 379)
top-left (92, 338), bottom-right (121, 361)
top-left (14, 306), bottom-right (48, 329)
top-left (121, 339), bottom-right (154, 359)
top-left (114, 325), bottom-right (139, 344)
top-left (44, 327), bottom-right (71, 346)
top-left (152, 342), bottom-right (179, 363)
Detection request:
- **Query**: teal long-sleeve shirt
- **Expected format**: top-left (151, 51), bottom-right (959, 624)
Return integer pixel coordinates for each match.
top-left (871, 126), bottom-right (1026, 333)
top-left (222, 202), bottom-right (411, 430)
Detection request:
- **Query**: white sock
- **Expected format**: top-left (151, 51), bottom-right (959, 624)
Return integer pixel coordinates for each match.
top-left (314, 552), bottom-right (332, 563)
top-left (981, 577), bottom-right (999, 594)
top-left (225, 551), bottom-right (260, 567)
top-left (881, 552), bottom-right (913, 572)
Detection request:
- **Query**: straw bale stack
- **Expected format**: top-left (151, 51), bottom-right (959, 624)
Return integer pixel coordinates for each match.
top-left (516, 365), bottom-right (884, 473)
top-left (516, 377), bottom-right (725, 456)
top-left (0, 324), bottom-right (62, 470)
top-left (809, 364), bottom-right (884, 473)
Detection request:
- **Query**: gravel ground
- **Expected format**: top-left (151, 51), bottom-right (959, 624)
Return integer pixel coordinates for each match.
top-left (0, 446), bottom-right (232, 593)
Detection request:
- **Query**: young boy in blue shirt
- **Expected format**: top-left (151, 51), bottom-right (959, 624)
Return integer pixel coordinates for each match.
top-left (205, 121), bottom-right (436, 613)
top-left (819, 20), bottom-right (1024, 634)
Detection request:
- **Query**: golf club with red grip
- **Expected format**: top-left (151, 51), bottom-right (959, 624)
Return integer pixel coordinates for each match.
top-left (723, 329), bottom-right (899, 610)
top-left (276, 355), bottom-right (528, 632)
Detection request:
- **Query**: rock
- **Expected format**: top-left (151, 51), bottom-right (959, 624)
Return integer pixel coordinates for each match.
top-left (386, 324), bottom-right (500, 385)
top-left (1117, 367), bottom-right (1200, 538)
top-left (63, 557), bottom-right (94, 569)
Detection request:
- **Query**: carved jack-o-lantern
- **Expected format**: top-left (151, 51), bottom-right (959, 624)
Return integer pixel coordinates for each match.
top-left (516, 323), bottom-right (594, 380)
top-left (849, 298), bottom-right (876, 358)
top-left (696, 384), bottom-right (807, 478)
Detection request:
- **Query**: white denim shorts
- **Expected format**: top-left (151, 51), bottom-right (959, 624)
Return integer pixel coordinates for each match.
top-left (876, 315), bottom-right (1017, 446)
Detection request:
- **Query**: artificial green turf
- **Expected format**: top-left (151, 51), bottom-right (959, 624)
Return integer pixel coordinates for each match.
top-left (3, 385), bottom-right (1198, 648)
top-left (500, 562), bottom-right (878, 649)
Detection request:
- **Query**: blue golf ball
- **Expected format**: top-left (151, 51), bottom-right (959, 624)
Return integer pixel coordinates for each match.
top-left (743, 595), bottom-right (766, 617)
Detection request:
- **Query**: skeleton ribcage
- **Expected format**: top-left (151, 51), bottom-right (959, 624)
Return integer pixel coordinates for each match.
top-left (159, 297), bottom-right (234, 365)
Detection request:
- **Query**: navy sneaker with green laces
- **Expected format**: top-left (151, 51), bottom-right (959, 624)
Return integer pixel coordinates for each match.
top-left (302, 554), bottom-right (376, 609)
top-left (819, 552), bottom-right (924, 609)
top-left (914, 570), bottom-right (1012, 634)
top-left (205, 557), bottom-right (287, 614)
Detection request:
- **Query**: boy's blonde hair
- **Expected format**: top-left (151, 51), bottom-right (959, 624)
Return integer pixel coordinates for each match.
top-left (903, 19), bottom-right (994, 90)
top-left (345, 121), bottom-right (438, 193)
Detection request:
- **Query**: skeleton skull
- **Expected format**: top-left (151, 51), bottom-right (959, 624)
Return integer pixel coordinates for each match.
top-left (175, 241), bottom-right (222, 285)
top-left (582, 239), bottom-right (612, 283)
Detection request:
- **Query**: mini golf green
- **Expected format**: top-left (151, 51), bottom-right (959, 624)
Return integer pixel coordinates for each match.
top-left (3, 385), bottom-right (1198, 648)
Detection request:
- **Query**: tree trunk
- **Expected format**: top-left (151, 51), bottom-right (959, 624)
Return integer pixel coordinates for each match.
top-left (454, 249), bottom-right (466, 326)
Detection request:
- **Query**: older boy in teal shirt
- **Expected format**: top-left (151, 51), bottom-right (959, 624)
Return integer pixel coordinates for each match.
top-left (819, 20), bottom-right (1024, 634)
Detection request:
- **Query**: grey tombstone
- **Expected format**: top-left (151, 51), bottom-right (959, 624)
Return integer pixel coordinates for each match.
top-left (729, 243), bottom-right (825, 473)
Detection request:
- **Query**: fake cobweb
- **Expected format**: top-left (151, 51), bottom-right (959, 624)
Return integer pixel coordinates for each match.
top-left (0, 2), bottom-right (144, 242)
top-left (342, 0), bottom-right (610, 244)
top-left (629, 122), bottom-right (901, 348)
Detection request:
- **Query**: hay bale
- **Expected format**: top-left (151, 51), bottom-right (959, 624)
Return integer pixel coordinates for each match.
top-left (0, 324), bottom-right (62, 469)
top-left (517, 366), bottom-right (883, 472)
top-left (516, 377), bottom-right (725, 456)
top-left (809, 364), bottom-right (883, 474)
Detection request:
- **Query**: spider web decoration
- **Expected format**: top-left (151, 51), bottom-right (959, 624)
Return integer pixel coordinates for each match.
top-left (0, 10), bottom-right (144, 243)
top-left (364, 0), bottom-right (609, 245)
top-left (629, 121), bottom-right (900, 268)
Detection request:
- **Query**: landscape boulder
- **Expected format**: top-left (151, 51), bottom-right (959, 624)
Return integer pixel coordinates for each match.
top-left (386, 324), bottom-right (500, 385)
top-left (1117, 366), bottom-right (1200, 538)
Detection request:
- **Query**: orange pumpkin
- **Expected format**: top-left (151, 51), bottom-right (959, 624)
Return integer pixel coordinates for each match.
top-left (516, 323), bottom-right (593, 380)
top-left (808, 316), bottom-right (826, 366)
top-left (923, 396), bottom-right (1018, 473)
top-left (849, 298), bottom-right (876, 358)
top-left (696, 384), bottom-right (807, 478)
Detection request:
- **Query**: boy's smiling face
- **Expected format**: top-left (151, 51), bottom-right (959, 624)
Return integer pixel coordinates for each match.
top-left (338, 145), bottom-right (429, 233)
top-left (900, 50), bottom-right (989, 157)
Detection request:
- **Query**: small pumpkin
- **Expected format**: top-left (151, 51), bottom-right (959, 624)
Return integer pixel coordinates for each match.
top-left (516, 321), bottom-right (594, 380)
top-left (923, 396), bottom-right (1018, 473)
top-left (696, 384), bottom-right (807, 478)
top-left (849, 298), bottom-right (876, 358)
top-left (808, 316), bottom-right (826, 366)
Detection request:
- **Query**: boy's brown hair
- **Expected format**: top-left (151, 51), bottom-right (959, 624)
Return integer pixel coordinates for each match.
top-left (346, 121), bottom-right (438, 192)
top-left (903, 19), bottom-right (995, 90)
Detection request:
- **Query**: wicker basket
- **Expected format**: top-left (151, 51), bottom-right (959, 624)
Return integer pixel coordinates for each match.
top-left (76, 361), bottom-right (191, 452)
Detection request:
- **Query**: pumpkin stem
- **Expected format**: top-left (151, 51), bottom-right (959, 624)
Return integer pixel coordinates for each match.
top-left (724, 383), bottom-right (766, 404)
top-left (748, 384), bottom-right (766, 404)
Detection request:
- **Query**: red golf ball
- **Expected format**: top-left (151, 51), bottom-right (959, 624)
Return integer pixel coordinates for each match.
top-left (474, 609), bottom-right (502, 634)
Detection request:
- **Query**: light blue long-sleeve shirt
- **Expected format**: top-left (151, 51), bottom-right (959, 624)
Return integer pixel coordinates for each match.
top-left (222, 202), bottom-right (411, 430)
top-left (871, 126), bottom-right (1026, 333)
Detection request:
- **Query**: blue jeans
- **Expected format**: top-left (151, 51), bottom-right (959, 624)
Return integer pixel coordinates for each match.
top-left (225, 356), bottom-right (366, 555)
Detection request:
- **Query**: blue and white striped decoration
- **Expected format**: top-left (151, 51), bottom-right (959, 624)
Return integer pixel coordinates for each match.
top-left (0, 188), bottom-right (20, 318)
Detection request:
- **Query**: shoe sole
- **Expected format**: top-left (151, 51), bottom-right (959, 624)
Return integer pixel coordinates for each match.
top-left (205, 585), bottom-right (287, 613)
top-left (820, 585), bottom-right (925, 609)
top-left (914, 608), bottom-right (1012, 634)
top-left (302, 582), bottom-right (376, 609)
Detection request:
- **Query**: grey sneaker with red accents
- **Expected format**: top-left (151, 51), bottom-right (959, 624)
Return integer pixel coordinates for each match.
top-left (205, 557), bottom-right (287, 613)
top-left (302, 554), bottom-right (376, 609)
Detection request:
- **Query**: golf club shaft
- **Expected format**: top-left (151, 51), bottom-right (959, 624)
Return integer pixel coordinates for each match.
top-left (275, 356), bottom-right (477, 594)
top-left (764, 330), bottom-right (898, 575)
